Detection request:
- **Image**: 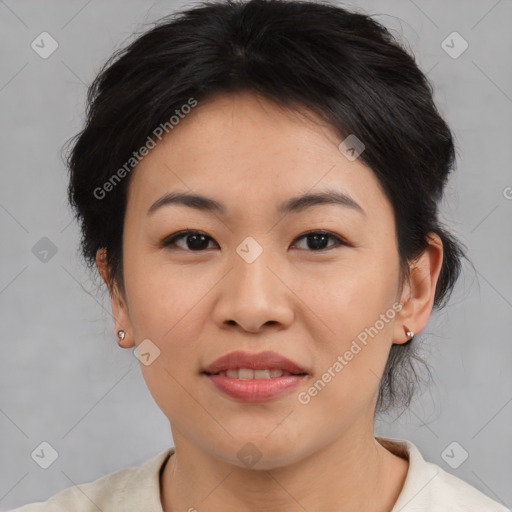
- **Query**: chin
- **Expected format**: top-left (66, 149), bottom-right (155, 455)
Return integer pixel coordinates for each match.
top-left (211, 434), bottom-right (311, 471)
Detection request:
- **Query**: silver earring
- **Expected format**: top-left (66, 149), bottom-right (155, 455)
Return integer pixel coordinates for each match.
top-left (405, 328), bottom-right (414, 339)
top-left (117, 330), bottom-right (126, 341)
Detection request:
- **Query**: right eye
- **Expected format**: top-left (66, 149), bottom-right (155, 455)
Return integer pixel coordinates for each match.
top-left (161, 230), bottom-right (219, 251)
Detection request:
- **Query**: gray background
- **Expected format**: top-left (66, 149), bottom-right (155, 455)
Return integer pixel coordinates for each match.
top-left (1, 0), bottom-right (511, 509)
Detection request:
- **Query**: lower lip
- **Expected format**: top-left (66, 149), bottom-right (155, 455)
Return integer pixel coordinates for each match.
top-left (205, 374), bottom-right (306, 402)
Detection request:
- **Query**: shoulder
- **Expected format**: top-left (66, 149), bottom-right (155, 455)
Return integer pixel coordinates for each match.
top-left (8, 448), bottom-right (173, 512)
top-left (426, 465), bottom-right (510, 511)
top-left (377, 437), bottom-right (510, 512)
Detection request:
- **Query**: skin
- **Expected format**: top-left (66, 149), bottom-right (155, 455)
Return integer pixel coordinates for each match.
top-left (96, 91), bottom-right (443, 512)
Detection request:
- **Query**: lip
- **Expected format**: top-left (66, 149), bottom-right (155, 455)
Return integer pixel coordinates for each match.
top-left (206, 374), bottom-right (307, 402)
top-left (202, 350), bottom-right (308, 375)
top-left (202, 350), bottom-right (309, 402)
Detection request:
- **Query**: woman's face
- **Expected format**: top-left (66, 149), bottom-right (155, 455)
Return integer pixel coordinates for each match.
top-left (106, 91), bottom-right (425, 468)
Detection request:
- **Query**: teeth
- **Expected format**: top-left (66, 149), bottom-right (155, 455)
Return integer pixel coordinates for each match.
top-left (239, 368), bottom-right (255, 380)
top-left (254, 369), bottom-right (271, 379)
top-left (216, 368), bottom-right (296, 379)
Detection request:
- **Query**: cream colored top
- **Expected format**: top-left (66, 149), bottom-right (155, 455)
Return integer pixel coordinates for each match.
top-left (9, 437), bottom-right (510, 511)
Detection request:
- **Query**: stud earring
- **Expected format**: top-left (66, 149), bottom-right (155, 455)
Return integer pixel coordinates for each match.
top-left (117, 330), bottom-right (126, 344)
top-left (404, 326), bottom-right (414, 340)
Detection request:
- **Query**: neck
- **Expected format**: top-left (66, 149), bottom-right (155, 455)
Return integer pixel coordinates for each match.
top-left (160, 427), bottom-right (409, 512)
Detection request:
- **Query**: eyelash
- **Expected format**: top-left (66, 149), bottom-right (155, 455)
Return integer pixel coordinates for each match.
top-left (160, 229), bottom-right (348, 252)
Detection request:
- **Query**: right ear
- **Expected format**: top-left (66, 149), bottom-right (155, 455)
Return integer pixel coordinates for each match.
top-left (95, 248), bottom-right (135, 348)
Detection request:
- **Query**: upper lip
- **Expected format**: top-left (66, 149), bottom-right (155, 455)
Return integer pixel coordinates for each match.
top-left (202, 350), bottom-right (308, 375)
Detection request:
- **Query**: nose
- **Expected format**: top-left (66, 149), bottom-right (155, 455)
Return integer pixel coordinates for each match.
top-left (212, 247), bottom-right (295, 333)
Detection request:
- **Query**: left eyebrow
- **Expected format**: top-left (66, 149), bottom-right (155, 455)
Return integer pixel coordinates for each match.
top-left (147, 189), bottom-right (365, 217)
top-left (278, 190), bottom-right (366, 217)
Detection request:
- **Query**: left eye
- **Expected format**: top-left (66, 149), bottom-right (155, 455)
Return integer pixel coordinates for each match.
top-left (292, 230), bottom-right (346, 251)
top-left (162, 230), bottom-right (346, 252)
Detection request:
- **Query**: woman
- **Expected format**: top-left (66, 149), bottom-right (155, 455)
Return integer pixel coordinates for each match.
top-left (11, 0), bottom-right (508, 510)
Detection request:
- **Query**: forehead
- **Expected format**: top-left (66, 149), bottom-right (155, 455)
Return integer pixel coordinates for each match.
top-left (127, 91), bottom-right (392, 221)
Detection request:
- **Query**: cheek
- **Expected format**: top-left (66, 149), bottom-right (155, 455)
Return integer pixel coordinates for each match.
top-left (123, 259), bottom-right (211, 420)
top-left (122, 253), bottom-right (215, 383)
top-left (301, 254), bottom-right (399, 390)
top-left (293, 286), bottom-right (397, 428)
top-left (123, 251), bottom-right (206, 340)
top-left (305, 252), bottom-right (399, 337)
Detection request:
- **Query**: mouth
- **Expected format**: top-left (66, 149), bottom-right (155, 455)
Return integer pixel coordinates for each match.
top-left (204, 368), bottom-right (307, 379)
top-left (202, 350), bottom-right (309, 402)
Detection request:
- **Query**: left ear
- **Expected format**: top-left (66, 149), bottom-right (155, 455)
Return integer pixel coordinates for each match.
top-left (393, 232), bottom-right (444, 345)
